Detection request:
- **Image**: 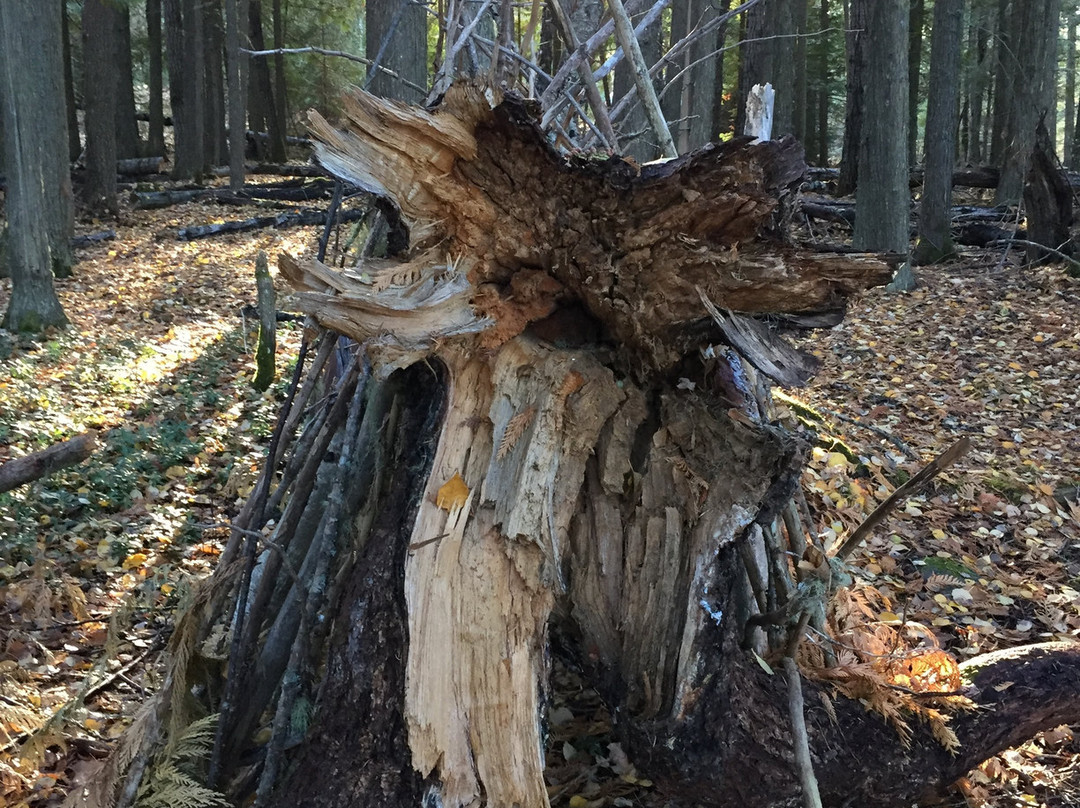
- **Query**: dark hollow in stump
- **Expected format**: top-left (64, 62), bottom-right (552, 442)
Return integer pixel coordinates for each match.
top-left (1023, 117), bottom-right (1075, 266)
top-left (77, 85), bottom-right (1080, 808)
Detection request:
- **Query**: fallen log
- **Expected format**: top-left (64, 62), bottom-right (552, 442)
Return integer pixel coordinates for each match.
top-left (176, 206), bottom-right (364, 240)
top-left (71, 230), bottom-right (116, 249)
top-left (132, 178), bottom-right (336, 210)
top-left (117, 156), bottom-right (165, 175)
top-left (209, 163), bottom-right (328, 179)
top-left (807, 164), bottom-right (1080, 191)
top-left (0, 431), bottom-right (98, 494)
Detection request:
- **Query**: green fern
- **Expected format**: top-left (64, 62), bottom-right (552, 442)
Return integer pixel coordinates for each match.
top-left (134, 714), bottom-right (228, 808)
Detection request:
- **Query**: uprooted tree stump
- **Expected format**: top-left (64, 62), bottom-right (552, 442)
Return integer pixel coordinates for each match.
top-left (76, 85), bottom-right (1080, 808)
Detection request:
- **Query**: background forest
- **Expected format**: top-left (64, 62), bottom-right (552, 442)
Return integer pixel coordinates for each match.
top-left (2, 1), bottom-right (1080, 808)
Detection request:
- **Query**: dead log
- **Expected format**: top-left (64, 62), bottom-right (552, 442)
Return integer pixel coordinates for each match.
top-left (176, 206), bottom-right (364, 240)
top-left (0, 431), bottom-right (98, 493)
top-left (132, 178), bottom-right (336, 210)
top-left (116, 156), bottom-right (165, 175)
top-left (71, 230), bottom-right (116, 249)
top-left (209, 162), bottom-right (327, 178)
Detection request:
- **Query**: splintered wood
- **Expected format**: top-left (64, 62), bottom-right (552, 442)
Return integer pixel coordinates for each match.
top-left (280, 83), bottom-right (891, 808)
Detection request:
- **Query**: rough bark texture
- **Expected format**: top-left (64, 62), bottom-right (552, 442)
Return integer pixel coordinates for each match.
top-left (146, 0), bottom-right (166, 159)
top-left (0, 0), bottom-right (71, 330)
top-left (995, 0), bottom-right (1060, 205)
top-left (164, 0), bottom-right (205, 178)
top-left (83, 0), bottom-right (120, 214)
top-left (114, 7), bottom-right (142, 160)
top-left (365, 0), bottom-right (427, 105)
top-left (61, 0), bottom-right (81, 162)
top-left (913, 0), bottom-right (962, 266)
top-left (837, 0), bottom-right (867, 195)
top-left (853, 0), bottom-right (908, 254)
top-left (1023, 117), bottom-right (1075, 264)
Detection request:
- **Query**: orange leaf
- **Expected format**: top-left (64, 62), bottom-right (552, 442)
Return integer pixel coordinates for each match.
top-left (436, 472), bottom-right (470, 511)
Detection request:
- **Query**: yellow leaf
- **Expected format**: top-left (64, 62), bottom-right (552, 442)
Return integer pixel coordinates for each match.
top-left (878, 611), bottom-right (902, 624)
top-left (826, 452), bottom-right (848, 468)
top-left (164, 465), bottom-right (186, 479)
top-left (569, 797), bottom-right (589, 808)
top-left (122, 553), bottom-right (148, 570)
top-left (84, 718), bottom-right (102, 731)
top-left (436, 472), bottom-right (469, 511)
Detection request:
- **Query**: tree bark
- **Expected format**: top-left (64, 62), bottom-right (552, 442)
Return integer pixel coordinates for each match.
top-left (1066, 8), bottom-right (1077, 166)
top-left (83, 0), bottom-right (120, 214)
top-left (995, 0), bottom-right (1060, 205)
top-left (913, 0), bottom-right (963, 265)
top-left (837, 0), bottom-right (867, 195)
top-left (164, 0), bottom-right (206, 178)
top-left (203, 0), bottom-right (228, 167)
top-left (114, 7), bottom-right (142, 159)
top-left (61, 0), bottom-right (81, 162)
top-left (269, 0), bottom-right (287, 161)
top-left (365, 0), bottom-right (428, 105)
top-left (907, 0), bottom-right (924, 167)
top-left (853, 0), bottom-right (909, 254)
top-left (0, 0), bottom-right (70, 330)
top-left (146, 0), bottom-right (166, 160)
top-left (226, 0), bottom-right (248, 189)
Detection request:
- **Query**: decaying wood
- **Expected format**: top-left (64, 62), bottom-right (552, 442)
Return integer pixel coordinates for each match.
top-left (300, 85), bottom-right (892, 375)
top-left (116, 156), bottom-right (165, 175)
top-left (133, 178), bottom-right (335, 209)
top-left (177, 206), bottom-right (364, 240)
top-left (0, 430), bottom-right (98, 493)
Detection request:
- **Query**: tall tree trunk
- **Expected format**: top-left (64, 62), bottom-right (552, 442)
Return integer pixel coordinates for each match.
top-left (226, 0), bottom-right (248, 188)
top-left (0, 0), bottom-right (70, 330)
top-left (966, 0), bottom-right (989, 165)
top-left (710, 0), bottom-right (736, 144)
top-left (165, 0), bottom-right (206, 178)
top-left (83, 0), bottom-right (120, 214)
top-left (662, 0), bottom-right (691, 150)
top-left (114, 7), bottom-right (142, 159)
top-left (995, 0), bottom-right (1060, 204)
top-left (1066, 7), bottom-right (1076, 166)
top-left (61, 0), bottom-right (81, 162)
top-left (688, 0), bottom-right (723, 150)
top-left (203, 0), bottom-right (228, 166)
top-left (791, 0), bottom-right (809, 143)
top-left (815, 0), bottom-right (831, 166)
top-left (913, 0), bottom-right (963, 265)
top-left (853, 0), bottom-right (909, 253)
top-left (989, 0), bottom-right (1010, 165)
top-left (838, 0), bottom-right (868, 195)
top-left (269, 0), bottom-right (288, 161)
top-left (614, 2), bottom-right (664, 161)
top-left (247, 0), bottom-right (271, 158)
top-left (365, 0), bottom-right (429, 104)
top-left (737, 0), bottom-right (798, 137)
top-left (907, 0), bottom-right (924, 166)
top-left (147, 0), bottom-right (166, 159)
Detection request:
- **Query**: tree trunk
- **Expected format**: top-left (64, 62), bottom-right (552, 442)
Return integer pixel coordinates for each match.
top-left (226, 0), bottom-right (248, 189)
top-left (907, 0), bottom-right (924, 167)
top-left (61, 0), bottom-right (81, 162)
top-left (854, 0), bottom-right (909, 254)
top-left (247, 0), bottom-right (271, 159)
top-left (0, 0), bottom-right (70, 330)
top-left (737, 0), bottom-right (798, 138)
top-left (837, 0), bottom-right (868, 195)
top-left (83, 0), bottom-right (120, 214)
top-left (791, 0), bottom-right (809, 144)
top-left (114, 7), bottom-right (142, 159)
top-left (995, 0), bottom-right (1060, 205)
top-left (364, 0), bottom-right (429, 104)
top-left (164, 0), bottom-right (205, 178)
top-left (269, 0), bottom-right (288, 161)
top-left (965, 0), bottom-right (989, 165)
top-left (203, 0), bottom-right (228, 167)
top-left (1065, 8), bottom-right (1076, 166)
top-left (613, 1), bottom-right (663, 161)
top-left (989, 0), bottom-right (1010, 165)
top-left (913, 0), bottom-right (963, 265)
top-left (146, 0), bottom-right (166, 159)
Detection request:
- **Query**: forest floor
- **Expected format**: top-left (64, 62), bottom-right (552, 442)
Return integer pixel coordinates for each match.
top-left (1, 185), bottom-right (1080, 808)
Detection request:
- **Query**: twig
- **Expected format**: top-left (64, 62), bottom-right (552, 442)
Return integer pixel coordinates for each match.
top-left (833, 437), bottom-right (972, 561)
top-left (987, 238), bottom-right (1080, 273)
top-left (783, 652), bottom-right (824, 808)
top-left (242, 47), bottom-right (428, 96)
top-left (362, 0), bottom-right (413, 92)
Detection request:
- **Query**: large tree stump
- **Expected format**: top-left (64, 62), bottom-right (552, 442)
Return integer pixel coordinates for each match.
top-left (78, 85), bottom-right (1080, 808)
